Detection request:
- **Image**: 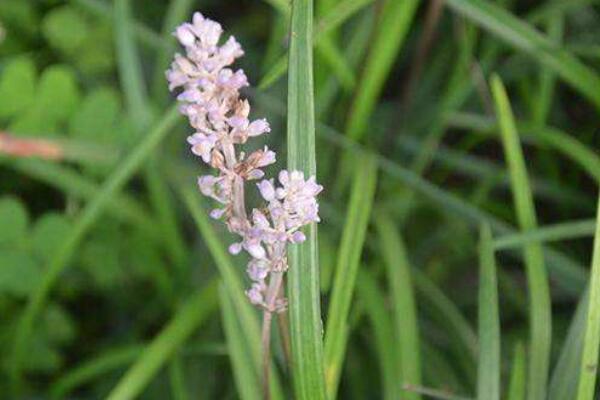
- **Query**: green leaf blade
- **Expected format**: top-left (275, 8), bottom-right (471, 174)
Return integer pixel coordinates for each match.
top-left (286, 1), bottom-right (328, 398)
top-left (477, 224), bottom-right (501, 400)
top-left (491, 75), bottom-right (552, 400)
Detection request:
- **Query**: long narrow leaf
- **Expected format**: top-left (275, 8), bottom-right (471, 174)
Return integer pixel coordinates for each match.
top-left (491, 75), bottom-right (552, 400)
top-left (357, 270), bottom-right (397, 400)
top-left (376, 212), bottom-right (421, 400)
top-left (315, 121), bottom-right (587, 295)
top-left (113, 0), bottom-right (152, 128)
top-left (286, 1), bottom-right (328, 398)
top-left (219, 285), bottom-right (262, 400)
top-left (259, 0), bottom-right (374, 89)
top-left (549, 289), bottom-right (589, 400)
top-left (345, 0), bottom-right (420, 140)
top-left (494, 219), bottom-right (596, 250)
top-left (323, 154), bottom-right (377, 398)
top-left (507, 342), bottom-right (526, 400)
top-left (106, 282), bottom-right (218, 400)
top-left (443, 0), bottom-right (600, 110)
top-left (477, 224), bottom-right (501, 400)
top-left (576, 195), bottom-right (600, 399)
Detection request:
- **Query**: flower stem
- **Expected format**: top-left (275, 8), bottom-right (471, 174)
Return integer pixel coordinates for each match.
top-left (261, 271), bottom-right (284, 400)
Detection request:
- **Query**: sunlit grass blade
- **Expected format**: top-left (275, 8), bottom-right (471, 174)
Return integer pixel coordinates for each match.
top-left (477, 224), bottom-right (500, 400)
top-left (443, 0), bottom-right (600, 111)
top-left (491, 75), bottom-right (551, 400)
top-left (219, 285), bottom-right (262, 400)
top-left (345, 0), bottom-right (419, 141)
top-left (507, 342), bottom-right (526, 400)
top-left (549, 289), bottom-right (588, 400)
top-left (179, 187), bottom-right (284, 400)
top-left (576, 195), bottom-right (600, 399)
top-left (10, 106), bottom-right (180, 389)
top-left (357, 269), bottom-right (397, 400)
top-left (375, 212), bottom-right (421, 400)
top-left (286, 0), bottom-right (327, 398)
top-left (106, 281), bottom-right (218, 400)
top-left (494, 219), bottom-right (596, 250)
top-left (323, 154), bottom-right (377, 398)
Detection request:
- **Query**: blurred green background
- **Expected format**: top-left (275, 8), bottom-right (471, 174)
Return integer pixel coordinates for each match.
top-left (1, 0), bottom-right (599, 399)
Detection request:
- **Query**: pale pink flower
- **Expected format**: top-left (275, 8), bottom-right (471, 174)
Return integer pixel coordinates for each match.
top-left (168, 12), bottom-right (322, 311)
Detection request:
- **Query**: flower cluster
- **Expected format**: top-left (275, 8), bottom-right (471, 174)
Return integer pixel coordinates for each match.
top-left (167, 13), bottom-right (323, 312)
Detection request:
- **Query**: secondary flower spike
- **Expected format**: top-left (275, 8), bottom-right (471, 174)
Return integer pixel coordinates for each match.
top-left (167, 12), bottom-right (323, 311)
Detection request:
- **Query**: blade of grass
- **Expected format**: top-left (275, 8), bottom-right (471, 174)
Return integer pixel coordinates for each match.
top-left (10, 106), bottom-right (180, 389)
top-left (397, 134), bottom-right (588, 208)
top-left (549, 289), bottom-right (589, 400)
top-left (375, 212), bottom-right (422, 400)
top-left (314, 119), bottom-right (587, 295)
top-left (317, 8), bottom-right (374, 118)
top-left (491, 75), bottom-right (552, 400)
top-left (447, 113), bottom-right (600, 185)
top-left (506, 342), bottom-right (526, 400)
top-left (345, 0), bottom-right (420, 141)
top-left (576, 195), bottom-right (600, 399)
top-left (531, 15), bottom-right (562, 125)
top-left (412, 268), bottom-right (478, 382)
top-left (286, 0), bottom-right (327, 398)
top-left (168, 355), bottom-right (189, 400)
top-left (323, 154), bottom-right (378, 398)
top-left (477, 224), bottom-right (501, 400)
top-left (315, 37), bottom-right (356, 91)
top-left (315, 0), bottom-right (374, 37)
top-left (51, 341), bottom-right (226, 398)
top-left (51, 345), bottom-right (145, 399)
top-left (144, 162), bottom-right (188, 269)
top-left (106, 281), bottom-right (218, 400)
top-left (443, 0), bottom-right (600, 111)
top-left (494, 219), bottom-right (596, 250)
top-left (114, 0), bottom-right (187, 276)
top-left (258, 0), bottom-right (374, 90)
top-left (357, 269), bottom-right (397, 400)
top-left (114, 0), bottom-right (152, 128)
top-left (219, 285), bottom-right (262, 400)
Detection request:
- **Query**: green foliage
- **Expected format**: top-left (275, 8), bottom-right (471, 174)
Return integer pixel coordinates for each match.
top-left (0, 1), bottom-right (599, 399)
top-left (0, 57), bottom-right (36, 119)
top-left (0, 197), bottom-right (28, 246)
top-left (42, 6), bottom-right (90, 54)
top-left (9, 65), bottom-right (80, 136)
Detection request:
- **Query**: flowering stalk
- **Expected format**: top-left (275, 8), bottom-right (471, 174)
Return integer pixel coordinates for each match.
top-left (166, 12), bottom-right (323, 397)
